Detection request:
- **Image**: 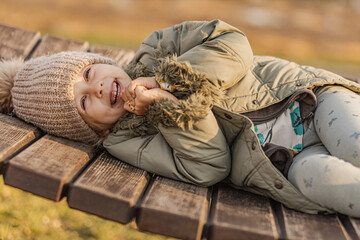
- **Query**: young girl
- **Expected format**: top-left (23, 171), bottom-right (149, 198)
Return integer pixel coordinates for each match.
top-left (1, 19), bottom-right (360, 217)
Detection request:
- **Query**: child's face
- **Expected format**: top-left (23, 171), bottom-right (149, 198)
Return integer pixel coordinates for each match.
top-left (74, 63), bottom-right (132, 135)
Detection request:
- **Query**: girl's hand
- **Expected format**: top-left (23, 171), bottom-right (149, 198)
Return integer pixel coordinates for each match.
top-left (123, 86), bottom-right (178, 115)
top-left (121, 77), bottom-right (160, 105)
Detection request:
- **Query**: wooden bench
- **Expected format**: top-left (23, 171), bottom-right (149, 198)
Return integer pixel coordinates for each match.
top-left (1, 23), bottom-right (360, 240)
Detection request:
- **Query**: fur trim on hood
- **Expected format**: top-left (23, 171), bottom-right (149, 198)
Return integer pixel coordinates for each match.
top-left (112, 54), bottom-right (224, 136)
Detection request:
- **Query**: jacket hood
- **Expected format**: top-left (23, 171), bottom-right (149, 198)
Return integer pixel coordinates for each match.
top-left (112, 53), bottom-right (224, 136)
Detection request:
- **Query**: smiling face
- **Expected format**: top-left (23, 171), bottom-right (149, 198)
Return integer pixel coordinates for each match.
top-left (74, 63), bottom-right (132, 134)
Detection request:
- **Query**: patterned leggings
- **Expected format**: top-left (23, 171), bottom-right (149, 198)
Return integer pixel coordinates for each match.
top-left (288, 86), bottom-right (360, 217)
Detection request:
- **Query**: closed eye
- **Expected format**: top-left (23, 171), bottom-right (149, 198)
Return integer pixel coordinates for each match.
top-left (84, 67), bottom-right (91, 81)
top-left (81, 96), bottom-right (86, 110)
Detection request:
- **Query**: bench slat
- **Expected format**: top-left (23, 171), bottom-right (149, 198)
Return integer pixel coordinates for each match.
top-left (31, 35), bottom-right (89, 58)
top-left (90, 46), bottom-right (135, 65)
top-left (350, 218), bottom-right (360, 238)
top-left (136, 176), bottom-right (209, 240)
top-left (0, 23), bottom-right (43, 170)
top-left (0, 24), bottom-right (40, 59)
top-left (68, 151), bottom-right (150, 224)
top-left (4, 135), bottom-right (95, 201)
top-left (114, 49), bottom-right (135, 66)
top-left (0, 114), bottom-right (42, 168)
top-left (208, 184), bottom-right (278, 240)
top-left (2, 33), bottom-right (95, 200)
top-left (65, 45), bottom-right (145, 223)
top-left (281, 205), bottom-right (350, 240)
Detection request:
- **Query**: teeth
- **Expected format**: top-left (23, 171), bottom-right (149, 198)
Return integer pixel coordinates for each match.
top-left (112, 81), bottom-right (119, 105)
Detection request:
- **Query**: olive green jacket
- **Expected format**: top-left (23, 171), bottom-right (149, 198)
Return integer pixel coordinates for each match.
top-left (103, 20), bottom-right (360, 214)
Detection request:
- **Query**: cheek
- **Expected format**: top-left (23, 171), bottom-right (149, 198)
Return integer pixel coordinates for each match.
top-left (87, 101), bottom-right (107, 121)
top-left (89, 102), bottom-right (125, 125)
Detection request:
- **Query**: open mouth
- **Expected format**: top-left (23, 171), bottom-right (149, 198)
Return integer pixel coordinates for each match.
top-left (111, 79), bottom-right (121, 106)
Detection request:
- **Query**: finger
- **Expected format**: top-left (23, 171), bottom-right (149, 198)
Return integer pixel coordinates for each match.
top-left (123, 100), bottom-right (135, 112)
top-left (134, 85), bottom-right (146, 97)
top-left (127, 81), bottom-right (137, 98)
top-left (123, 101), bottom-right (130, 112)
top-left (132, 77), bottom-right (160, 91)
top-left (120, 91), bottom-right (128, 104)
top-left (125, 87), bottom-right (135, 105)
top-left (121, 85), bottom-right (135, 105)
top-left (120, 86), bottom-right (129, 102)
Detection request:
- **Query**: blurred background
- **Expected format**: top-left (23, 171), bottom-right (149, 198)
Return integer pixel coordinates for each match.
top-left (1, 0), bottom-right (360, 77)
top-left (0, 0), bottom-right (359, 239)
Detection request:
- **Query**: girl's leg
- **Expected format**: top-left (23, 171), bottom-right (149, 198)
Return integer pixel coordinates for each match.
top-left (288, 86), bottom-right (360, 216)
top-left (314, 86), bottom-right (360, 167)
top-left (288, 144), bottom-right (360, 217)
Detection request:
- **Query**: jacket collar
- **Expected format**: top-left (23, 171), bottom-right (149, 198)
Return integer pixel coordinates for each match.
top-left (113, 54), bottom-right (224, 136)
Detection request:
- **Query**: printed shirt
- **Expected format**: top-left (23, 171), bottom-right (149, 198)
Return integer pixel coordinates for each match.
top-left (254, 101), bottom-right (304, 156)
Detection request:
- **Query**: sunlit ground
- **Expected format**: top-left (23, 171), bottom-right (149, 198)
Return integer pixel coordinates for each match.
top-left (0, 0), bottom-right (359, 239)
top-left (0, 178), bottom-right (173, 240)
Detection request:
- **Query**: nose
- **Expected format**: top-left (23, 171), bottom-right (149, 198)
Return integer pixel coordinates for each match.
top-left (90, 81), bottom-right (104, 98)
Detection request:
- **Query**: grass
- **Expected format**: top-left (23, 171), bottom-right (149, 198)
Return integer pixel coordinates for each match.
top-left (0, 178), bottom-right (171, 240)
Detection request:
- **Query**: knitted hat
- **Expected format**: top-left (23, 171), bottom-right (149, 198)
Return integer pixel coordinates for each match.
top-left (0, 51), bottom-right (116, 145)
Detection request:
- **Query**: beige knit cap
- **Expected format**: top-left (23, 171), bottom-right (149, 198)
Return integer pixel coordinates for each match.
top-left (2, 51), bottom-right (116, 144)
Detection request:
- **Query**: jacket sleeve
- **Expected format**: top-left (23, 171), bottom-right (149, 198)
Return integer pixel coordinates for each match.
top-left (103, 111), bottom-right (231, 187)
top-left (132, 19), bottom-right (253, 89)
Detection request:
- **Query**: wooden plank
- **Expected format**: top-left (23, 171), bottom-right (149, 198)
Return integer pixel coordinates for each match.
top-left (136, 176), bottom-right (209, 240)
top-left (350, 218), bottom-right (360, 239)
top-left (90, 46), bottom-right (135, 66)
top-left (208, 184), bottom-right (278, 240)
top-left (0, 24), bottom-right (40, 59)
top-left (0, 114), bottom-right (42, 167)
top-left (67, 152), bottom-right (150, 224)
top-left (115, 49), bottom-right (135, 66)
top-left (67, 45), bottom-right (145, 223)
top-left (281, 205), bottom-right (350, 240)
top-left (4, 135), bottom-right (95, 201)
top-left (31, 35), bottom-right (89, 58)
top-left (1, 27), bottom-right (94, 201)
